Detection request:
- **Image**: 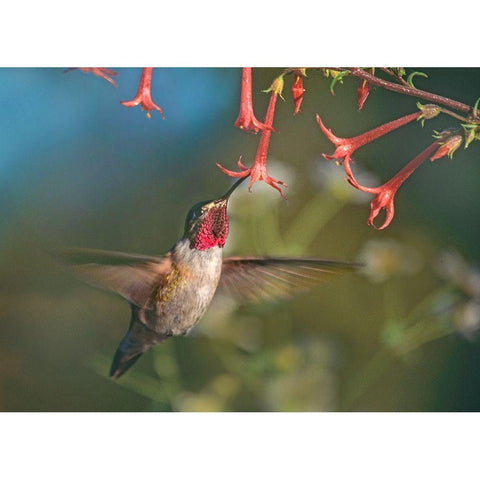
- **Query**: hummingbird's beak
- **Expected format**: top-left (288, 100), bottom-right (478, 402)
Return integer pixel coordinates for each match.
top-left (220, 176), bottom-right (248, 202)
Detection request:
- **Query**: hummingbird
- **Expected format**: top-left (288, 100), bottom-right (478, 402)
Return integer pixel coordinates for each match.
top-left (61, 177), bottom-right (357, 379)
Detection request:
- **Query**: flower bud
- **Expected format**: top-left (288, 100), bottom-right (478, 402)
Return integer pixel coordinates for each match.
top-left (292, 69), bottom-right (306, 115)
top-left (417, 102), bottom-right (441, 124)
top-left (430, 135), bottom-right (463, 161)
top-left (357, 80), bottom-right (370, 111)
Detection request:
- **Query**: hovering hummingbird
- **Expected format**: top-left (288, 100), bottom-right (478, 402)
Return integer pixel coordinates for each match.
top-left (61, 177), bottom-right (357, 379)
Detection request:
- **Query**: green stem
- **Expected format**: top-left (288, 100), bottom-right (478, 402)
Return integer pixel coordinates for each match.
top-left (404, 285), bottom-right (456, 326)
top-left (341, 349), bottom-right (392, 410)
top-left (342, 285), bottom-right (456, 409)
top-left (89, 355), bottom-right (173, 408)
top-left (396, 320), bottom-right (452, 355)
top-left (383, 279), bottom-right (404, 323)
top-left (283, 191), bottom-right (348, 250)
top-left (256, 202), bottom-right (286, 254)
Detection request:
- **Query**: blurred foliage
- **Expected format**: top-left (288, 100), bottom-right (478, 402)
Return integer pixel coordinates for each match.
top-left (88, 163), bottom-right (480, 411)
top-left (1, 68), bottom-right (480, 411)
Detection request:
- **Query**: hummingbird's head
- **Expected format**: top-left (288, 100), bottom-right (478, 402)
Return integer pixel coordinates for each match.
top-left (184, 177), bottom-right (246, 251)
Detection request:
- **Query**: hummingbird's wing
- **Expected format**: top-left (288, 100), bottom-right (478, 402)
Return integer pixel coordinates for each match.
top-left (58, 248), bottom-right (173, 309)
top-left (219, 257), bottom-right (359, 303)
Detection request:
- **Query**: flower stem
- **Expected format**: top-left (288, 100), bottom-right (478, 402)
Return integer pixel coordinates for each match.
top-left (283, 191), bottom-right (348, 249)
top-left (379, 67), bottom-right (410, 87)
top-left (438, 108), bottom-right (471, 123)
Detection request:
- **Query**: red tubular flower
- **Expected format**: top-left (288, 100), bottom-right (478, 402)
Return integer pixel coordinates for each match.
top-left (234, 67), bottom-right (270, 133)
top-left (317, 111), bottom-right (422, 163)
top-left (65, 68), bottom-right (118, 86)
top-left (430, 134), bottom-right (463, 161)
top-left (317, 111), bottom-right (422, 181)
top-left (120, 68), bottom-right (164, 119)
top-left (217, 77), bottom-right (287, 196)
top-left (292, 69), bottom-right (306, 115)
top-left (357, 79), bottom-right (370, 111)
top-left (346, 140), bottom-right (442, 229)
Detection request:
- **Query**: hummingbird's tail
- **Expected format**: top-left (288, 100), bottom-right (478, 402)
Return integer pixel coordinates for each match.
top-left (110, 306), bottom-right (165, 380)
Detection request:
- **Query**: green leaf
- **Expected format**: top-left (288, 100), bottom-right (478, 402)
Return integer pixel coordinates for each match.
top-left (473, 96), bottom-right (480, 118)
top-left (407, 71), bottom-right (428, 88)
top-left (329, 70), bottom-right (350, 96)
top-left (462, 123), bottom-right (478, 149)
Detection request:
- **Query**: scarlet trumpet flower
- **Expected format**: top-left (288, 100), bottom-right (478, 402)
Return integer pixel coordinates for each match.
top-left (65, 68), bottom-right (118, 87)
top-left (317, 111), bottom-right (422, 163)
top-left (234, 67), bottom-right (270, 133)
top-left (217, 76), bottom-right (287, 196)
top-left (346, 140), bottom-right (443, 229)
top-left (121, 68), bottom-right (164, 119)
top-left (317, 110), bottom-right (429, 186)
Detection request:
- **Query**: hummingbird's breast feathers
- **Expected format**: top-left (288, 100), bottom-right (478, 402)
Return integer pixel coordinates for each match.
top-left (171, 237), bottom-right (223, 283)
top-left (144, 238), bottom-right (223, 334)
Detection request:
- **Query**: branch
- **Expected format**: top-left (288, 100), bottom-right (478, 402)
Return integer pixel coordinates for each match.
top-left (348, 68), bottom-right (478, 120)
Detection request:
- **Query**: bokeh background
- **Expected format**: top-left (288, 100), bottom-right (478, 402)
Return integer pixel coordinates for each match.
top-left (1, 68), bottom-right (480, 411)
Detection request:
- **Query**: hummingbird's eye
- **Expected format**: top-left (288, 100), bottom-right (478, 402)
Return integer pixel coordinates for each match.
top-left (190, 207), bottom-right (204, 223)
